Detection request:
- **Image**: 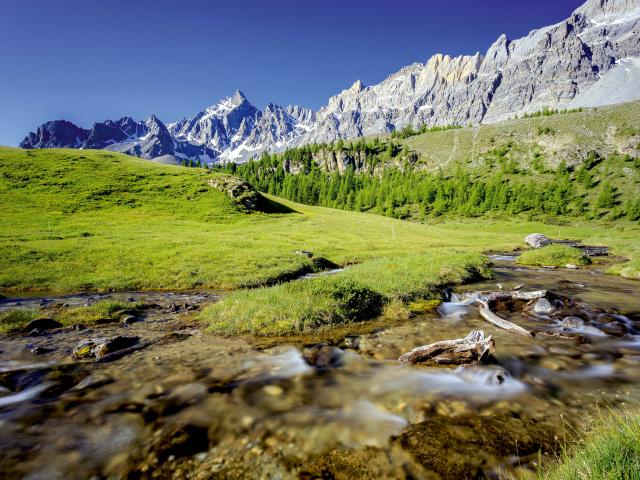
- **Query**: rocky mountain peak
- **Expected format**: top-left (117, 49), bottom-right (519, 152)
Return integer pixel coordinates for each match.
top-left (19, 0), bottom-right (640, 164)
top-left (574, 0), bottom-right (640, 21)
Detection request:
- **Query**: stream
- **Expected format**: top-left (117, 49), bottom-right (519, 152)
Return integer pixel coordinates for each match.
top-left (1, 258), bottom-right (639, 479)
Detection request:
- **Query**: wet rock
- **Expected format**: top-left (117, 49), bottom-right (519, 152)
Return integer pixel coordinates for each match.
top-left (524, 233), bottom-right (551, 249)
top-left (341, 335), bottom-right (360, 350)
top-left (596, 321), bottom-right (627, 337)
top-left (156, 423), bottom-right (210, 461)
top-left (24, 344), bottom-right (54, 355)
top-left (167, 303), bottom-right (179, 313)
top-left (566, 264), bottom-right (578, 269)
top-left (70, 373), bottom-right (114, 392)
top-left (303, 344), bottom-right (344, 369)
top-left (72, 336), bottom-right (139, 361)
top-left (561, 317), bottom-right (584, 328)
top-left (295, 250), bottom-right (313, 258)
top-left (533, 298), bottom-right (555, 315)
top-left (547, 345), bottom-right (582, 358)
top-left (27, 328), bottom-right (46, 337)
top-left (455, 365), bottom-right (510, 385)
top-left (23, 318), bottom-right (63, 332)
top-left (120, 315), bottom-right (139, 325)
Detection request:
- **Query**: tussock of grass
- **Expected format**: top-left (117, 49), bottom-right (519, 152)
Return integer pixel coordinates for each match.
top-left (205, 277), bottom-right (383, 336)
top-left (0, 309), bottom-right (39, 334)
top-left (54, 301), bottom-right (144, 325)
top-left (517, 245), bottom-right (590, 267)
top-left (541, 409), bottom-right (640, 480)
top-left (202, 252), bottom-right (487, 336)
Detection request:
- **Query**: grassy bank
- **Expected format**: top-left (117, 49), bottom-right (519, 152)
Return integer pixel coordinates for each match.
top-left (202, 251), bottom-right (488, 336)
top-left (0, 301), bottom-right (144, 334)
top-left (541, 409), bottom-right (640, 480)
top-left (1, 147), bottom-right (639, 296)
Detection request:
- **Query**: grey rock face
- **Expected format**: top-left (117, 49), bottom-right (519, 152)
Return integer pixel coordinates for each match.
top-left (19, 0), bottom-right (640, 163)
top-left (20, 120), bottom-right (89, 149)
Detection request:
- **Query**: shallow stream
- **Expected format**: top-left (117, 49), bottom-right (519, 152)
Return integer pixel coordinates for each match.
top-left (1, 258), bottom-right (639, 479)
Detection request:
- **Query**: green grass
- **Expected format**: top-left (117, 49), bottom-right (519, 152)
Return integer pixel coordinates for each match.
top-left (541, 409), bottom-right (640, 480)
top-left (1, 146), bottom-right (639, 299)
top-left (202, 251), bottom-right (486, 336)
top-left (54, 300), bottom-right (144, 325)
top-left (517, 244), bottom-right (591, 267)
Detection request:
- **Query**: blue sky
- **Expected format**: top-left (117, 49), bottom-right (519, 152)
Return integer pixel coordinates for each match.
top-left (0, 0), bottom-right (585, 146)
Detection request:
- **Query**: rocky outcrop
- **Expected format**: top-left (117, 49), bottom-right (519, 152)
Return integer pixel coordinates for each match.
top-left (207, 175), bottom-right (264, 211)
top-left (524, 234), bottom-right (552, 249)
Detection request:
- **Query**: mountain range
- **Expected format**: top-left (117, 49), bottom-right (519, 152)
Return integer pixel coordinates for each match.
top-left (20, 0), bottom-right (640, 165)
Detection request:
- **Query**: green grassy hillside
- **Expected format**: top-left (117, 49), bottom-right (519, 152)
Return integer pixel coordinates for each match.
top-left (1, 146), bottom-right (639, 294)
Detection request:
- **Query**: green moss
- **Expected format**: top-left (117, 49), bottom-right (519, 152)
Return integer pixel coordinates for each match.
top-left (517, 245), bottom-right (590, 267)
top-left (408, 299), bottom-right (442, 314)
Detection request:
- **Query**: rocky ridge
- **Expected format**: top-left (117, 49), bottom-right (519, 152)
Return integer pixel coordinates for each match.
top-left (20, 0), bottom-right (640, 163)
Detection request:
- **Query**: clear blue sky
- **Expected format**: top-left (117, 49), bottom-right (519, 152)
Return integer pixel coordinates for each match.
top-left (1, 0), bottom-right (585, 146)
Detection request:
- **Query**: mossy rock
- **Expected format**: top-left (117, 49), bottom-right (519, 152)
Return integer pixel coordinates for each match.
top-left (398, 412), bottom-right (560, 479)
top-left (408, 299), bottom-right (441, 315)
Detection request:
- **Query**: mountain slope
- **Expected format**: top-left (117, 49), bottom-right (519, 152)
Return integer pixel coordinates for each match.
top-left (18, 0), bottom-right (640, 163)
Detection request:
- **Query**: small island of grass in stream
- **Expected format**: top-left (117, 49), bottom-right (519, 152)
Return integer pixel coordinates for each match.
top-left (517, 244), bottom-right (591, 268)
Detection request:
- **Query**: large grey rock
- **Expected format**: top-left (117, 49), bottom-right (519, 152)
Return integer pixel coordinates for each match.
top-left (524, 233), bottom-right (552, 249)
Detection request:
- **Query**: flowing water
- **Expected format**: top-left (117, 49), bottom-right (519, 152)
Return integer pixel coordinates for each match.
top-left (1, 259), bottom-right (639, 479)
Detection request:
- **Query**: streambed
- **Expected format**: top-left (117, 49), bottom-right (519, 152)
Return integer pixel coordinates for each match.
top-left (0, 259), bottom-right (639, 479)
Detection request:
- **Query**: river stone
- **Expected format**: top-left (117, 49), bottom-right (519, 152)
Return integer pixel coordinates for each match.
top-left (596, 321), bottom-right (627, 337)
top-left (524, 233), bottom-right (551, 249)
top-left (120, 314), bottom-right (139, 325)
top-left (455, 365), bottom-right (510, 385)
top-left (73, 336), bottom-right (139, 360)
top-left (533, 298), bottom-right (555, 315)
top-left (23, 318), bottom-right (63, 332)
top-left (561, 316), bottom-right (584, 328)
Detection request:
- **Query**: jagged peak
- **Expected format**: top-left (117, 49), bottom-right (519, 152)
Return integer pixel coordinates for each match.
top-left (573, 0), bottom-right (640, 22)
top-left (232, 89), bottom-right (247, 102)
top-left (350, 79), bottom-right (365, 92)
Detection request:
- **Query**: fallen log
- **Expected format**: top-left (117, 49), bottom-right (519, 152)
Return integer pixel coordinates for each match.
top-left (477, 300), bottom-right (532, 337)
top-left (398, 330), bottom-right (494, 365)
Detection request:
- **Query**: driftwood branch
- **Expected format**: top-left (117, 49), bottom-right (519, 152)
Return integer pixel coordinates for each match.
top-left (477, 299), bottom-right (532, 337)
top-left (399, 330), bottom-right (494, 365)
